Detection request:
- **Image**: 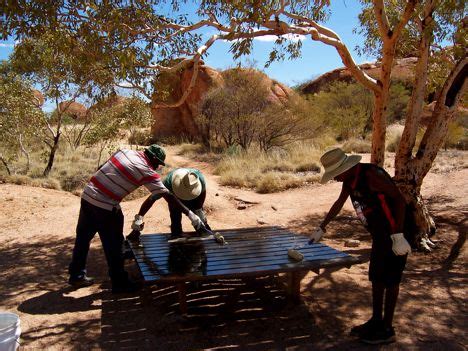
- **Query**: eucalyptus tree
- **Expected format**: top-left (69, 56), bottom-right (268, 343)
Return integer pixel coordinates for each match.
top-left (0, 63), bottom-right (44, 174)
top-left (357, 0), bottom-right (467, 249)
top-left (9, 32), bottom-right (108, 176)
top-left (2, 0), bottom-right (465, 247)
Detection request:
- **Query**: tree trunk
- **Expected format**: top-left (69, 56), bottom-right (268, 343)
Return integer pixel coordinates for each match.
top-left (18, 134), bottom-right (30, 172)
top-left (0, 156), bottom-right (11, 175)
top-left (43, 134), bottom-right (60, 177)
top-left (395, 55), bottom-right (467, 251)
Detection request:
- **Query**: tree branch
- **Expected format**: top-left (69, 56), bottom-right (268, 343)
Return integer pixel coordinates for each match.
top-left (372, 0), bottom-right (391, 38)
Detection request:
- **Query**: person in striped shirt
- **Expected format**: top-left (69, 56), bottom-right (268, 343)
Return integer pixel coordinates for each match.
top-left (128, 168), bottom-right (211, 240)
top-left (68, 144), bottom-right (206, 293)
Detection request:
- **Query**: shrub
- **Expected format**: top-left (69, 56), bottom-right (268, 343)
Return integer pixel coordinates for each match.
top-left (342, 139), bottom-right (371, 153)
top-left (128, 129), bottom-right (152, 146)
top-left (386, 133), bottom-right (402, 152)
top-left (60, 173), bottom-right (90, 192)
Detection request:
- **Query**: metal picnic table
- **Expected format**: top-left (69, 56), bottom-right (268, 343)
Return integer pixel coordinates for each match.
top-left (129, 226), bottom-right (360, 313)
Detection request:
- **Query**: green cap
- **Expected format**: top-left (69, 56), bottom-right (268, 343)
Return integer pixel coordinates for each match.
top-left (144, 144), bottom-right (166, 166)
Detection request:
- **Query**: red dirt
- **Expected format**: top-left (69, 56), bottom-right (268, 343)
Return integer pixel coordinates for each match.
top-left (0, 149), bottom-right (466, 350)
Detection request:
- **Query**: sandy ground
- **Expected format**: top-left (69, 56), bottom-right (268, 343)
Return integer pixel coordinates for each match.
top-left (0, 148), bottom-right (466, 350)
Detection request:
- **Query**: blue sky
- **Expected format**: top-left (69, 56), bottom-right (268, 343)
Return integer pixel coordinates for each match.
top-left (0, 1), bottom-right (375, 109)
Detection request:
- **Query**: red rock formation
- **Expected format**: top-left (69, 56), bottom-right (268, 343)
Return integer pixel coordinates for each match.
top-left (300, 57), bottom-right (417, 95)
top-left (58, 101), bottom-right (87, 120)
top-left (151, 63), bottom-right (295, 139)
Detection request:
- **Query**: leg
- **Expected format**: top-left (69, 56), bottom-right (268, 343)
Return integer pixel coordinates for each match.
top-left (96, 208), bottom-right (128, 285)
top-left (372, 281), bottom-right (385, 321)
top-left (168, 202), bottom-right (183, 236)
top-left (69, 200), bottom-right (97, 278)
top-left (383, 283), bottom-right (400, 328)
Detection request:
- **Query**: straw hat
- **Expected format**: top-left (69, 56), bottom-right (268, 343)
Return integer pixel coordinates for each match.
top-left (171, 169), bottom-right (202, 200)
top-left (320, 148), bottom-right (361, 184)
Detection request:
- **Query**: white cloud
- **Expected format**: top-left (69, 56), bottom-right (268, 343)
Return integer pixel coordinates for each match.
top-left (0, 43), bottom-right (15, 48)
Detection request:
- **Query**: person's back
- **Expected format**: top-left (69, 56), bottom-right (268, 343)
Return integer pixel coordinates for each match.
top-left (82, 149), bottom-right (165, 210)
top-left (344, 163), bottom-right (402, 235)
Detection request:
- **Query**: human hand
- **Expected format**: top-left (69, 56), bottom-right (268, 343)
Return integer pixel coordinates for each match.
top-left (308, 227), bottom-right (325, 244)
top-left (131, 214), bottom-right (145, 231)
top-left (390, 233), bottom-right (411, 255)
top-left (188, 211), bottom-right (204, 230)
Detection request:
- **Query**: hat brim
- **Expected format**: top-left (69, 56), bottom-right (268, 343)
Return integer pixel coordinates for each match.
top-left (320, 154), bottom-right (361, 184)
top-left (154, 157), bottom-right (165, 166)
top-left (171, 169), bottom-right (202, 201)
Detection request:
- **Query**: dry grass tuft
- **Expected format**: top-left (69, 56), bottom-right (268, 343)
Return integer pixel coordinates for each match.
top-left (342, 139), bottom-right (371, 153)
top-left (215, 142), bottom-right (324, 192)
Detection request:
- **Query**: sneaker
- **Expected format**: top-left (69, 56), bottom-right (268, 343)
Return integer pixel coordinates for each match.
top-left (360, 325), bottom-right (396, 345)
top-left (350, 318), bottom-right (383, 337)
top-left (68, 274), bottom-right (94, 288)
top-left (111, 280), bottom-right (140, 294)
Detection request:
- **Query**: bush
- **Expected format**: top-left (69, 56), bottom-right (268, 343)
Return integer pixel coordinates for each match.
top-left (295, 162), bottom-right (321, 173)
top-left (1, 174), bottom-right (61, 190)
top-left (342, 139), bottom-right (371, 153)
top-left (60, 173), bottom-right (90, 192)
top-left (386, 133), bottom-right (402, 152)
top-left (215, 142), bottom-right (324, 192)
top-left (128, 129), bottom-right (152, 146)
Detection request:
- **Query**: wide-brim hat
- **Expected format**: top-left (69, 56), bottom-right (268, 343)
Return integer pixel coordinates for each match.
top-left (171, 169), bottom-right (202, 200)
top-left (320, 148), bottom-right (361, 184)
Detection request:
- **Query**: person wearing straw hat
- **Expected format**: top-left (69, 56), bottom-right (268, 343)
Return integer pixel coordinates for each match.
top-left (309, 148), bottom-right (411, 345)
top-left (68, 145), bottom-right (206, 293)
top-left (129, 168), bottom-right (211, 240)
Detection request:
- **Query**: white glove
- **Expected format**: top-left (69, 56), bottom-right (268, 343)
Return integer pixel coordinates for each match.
top-left (309, 227), bottom-right (325, 243)
top-left (194, 209), bottom-right (207, 224)
top-left (187, 211), bottom-right (204, 230)
top-left (131, 214), bottom-right (144, 231)
top-left (390, 233), bottom-right (411, 255)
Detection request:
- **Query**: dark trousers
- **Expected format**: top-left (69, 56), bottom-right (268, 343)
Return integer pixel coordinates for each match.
top-left (69, 199), bottom-right (127, 284)
top-left (168, 191), bottom-right (208, 234)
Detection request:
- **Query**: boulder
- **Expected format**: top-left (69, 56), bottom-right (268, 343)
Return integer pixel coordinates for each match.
top-left (58, 101), bottom-right (87, 120)
top-left (151, 62), bottom-right (295, 140)
top-left (299, 57), bottom-right (417, 95)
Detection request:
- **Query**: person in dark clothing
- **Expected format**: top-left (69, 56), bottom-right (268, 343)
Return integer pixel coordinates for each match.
top-left (128, 168), bottom-right (211, 240)
top-left (310, 148), bottom-right (411, 344)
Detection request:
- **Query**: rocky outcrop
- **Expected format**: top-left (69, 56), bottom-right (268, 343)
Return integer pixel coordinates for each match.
top-left (151, 62), bottom-right (295, 139)
top-left (299, 57), bottom-right (417, 95)
top-left (58, 101), bottom-right (87, 120)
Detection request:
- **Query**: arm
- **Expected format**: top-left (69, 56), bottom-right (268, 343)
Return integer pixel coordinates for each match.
top-left (161, 192), bottom-right (206, 230)
top-left (138, 195), bottom-right (159, 216)
top-left (368, 170), bottom-right (411, 255)
top-left (161, 192), bottom-right (191, 215)
top-left (367, 172), bottom-right (406, 233)
top-left (319, 184), bottom-right (351, 231)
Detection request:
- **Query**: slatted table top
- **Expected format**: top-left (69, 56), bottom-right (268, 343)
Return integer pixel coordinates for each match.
top-left (130, 226), bottom-right (359, 283)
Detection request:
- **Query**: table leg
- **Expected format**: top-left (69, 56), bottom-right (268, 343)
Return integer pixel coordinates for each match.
top-left (177, 282), bottom-right (187, 314)
top-left (286, 271), bottom-right (302, 303)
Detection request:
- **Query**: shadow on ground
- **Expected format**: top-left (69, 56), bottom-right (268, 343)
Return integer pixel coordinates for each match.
top-left (99, 275), bottom-right (371, 350)
top-left (4, 193), bottom-right (466, 350)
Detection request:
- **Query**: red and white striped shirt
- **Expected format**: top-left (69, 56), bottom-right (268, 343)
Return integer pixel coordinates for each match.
top-left (82, 149), bottom-right (168, 210)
